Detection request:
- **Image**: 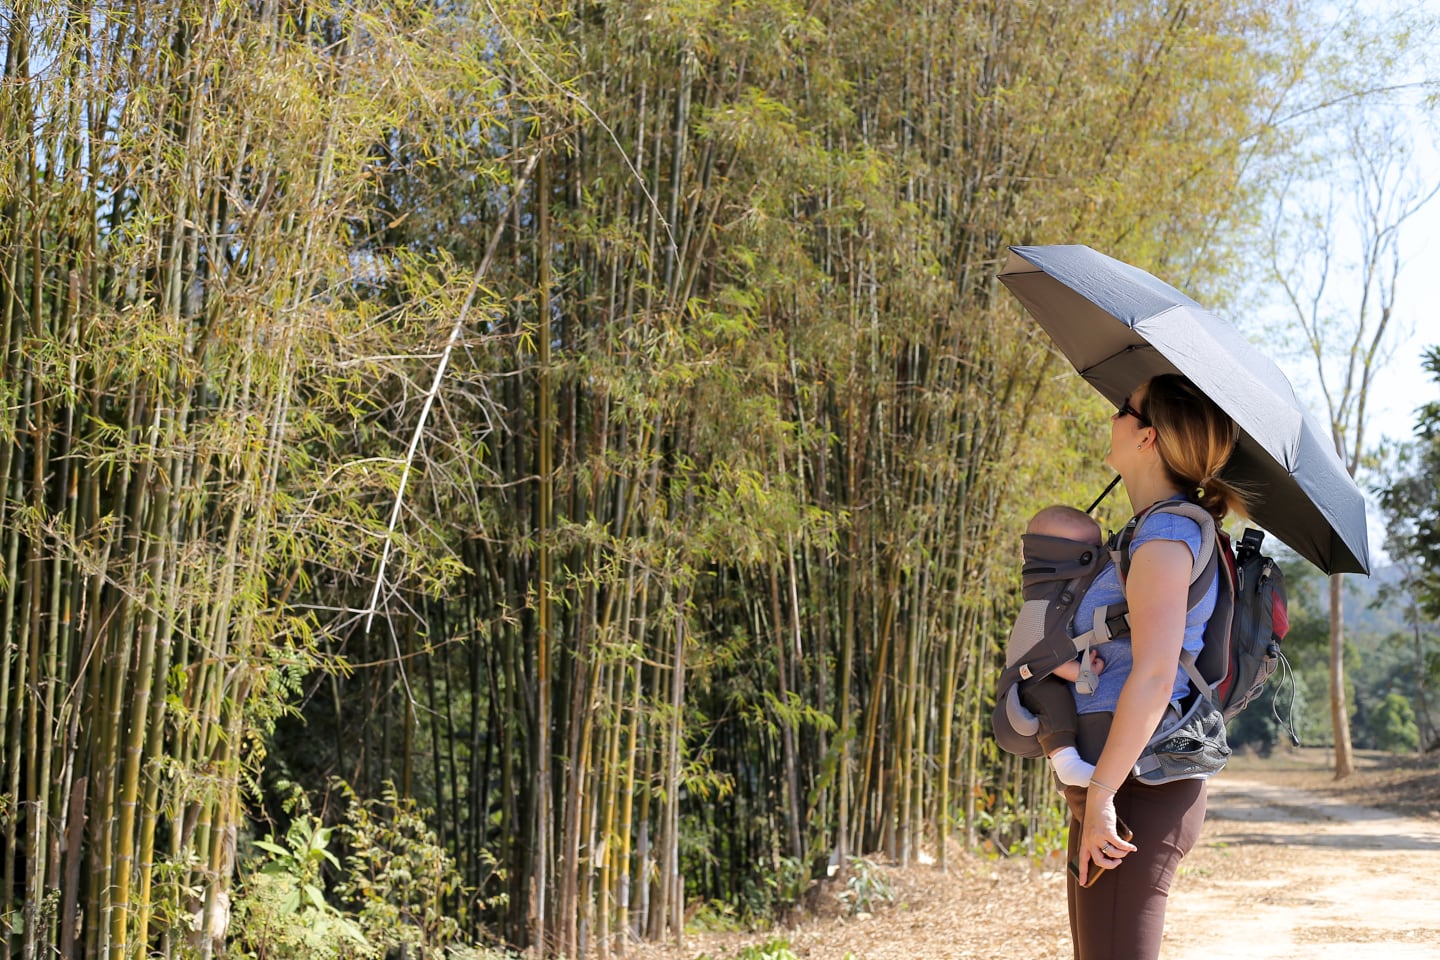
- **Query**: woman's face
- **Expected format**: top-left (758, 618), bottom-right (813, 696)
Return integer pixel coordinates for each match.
top-left (1104, 385), bottom-right (1151, 470)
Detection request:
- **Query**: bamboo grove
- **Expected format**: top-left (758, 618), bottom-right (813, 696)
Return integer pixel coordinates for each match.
top-left (2, 1), bottom-right (1300, 957)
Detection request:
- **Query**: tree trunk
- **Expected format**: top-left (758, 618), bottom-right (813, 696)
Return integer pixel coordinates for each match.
top-left (1329, 573), bottom-right (1354, 778)
top-left (1412, 601), bottom-right (1435, 750)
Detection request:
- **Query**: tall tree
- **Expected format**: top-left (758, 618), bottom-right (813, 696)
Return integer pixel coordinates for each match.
top-left (1266, 98), bottom-right (1440, 778)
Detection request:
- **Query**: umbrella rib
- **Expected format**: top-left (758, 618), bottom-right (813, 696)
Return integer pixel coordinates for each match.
top-left (1077, 343), bottom-right (1153, 380)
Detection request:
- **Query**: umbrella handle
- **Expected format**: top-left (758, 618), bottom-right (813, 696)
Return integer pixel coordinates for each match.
top-left (1086, 475), bottom-right (1122, 515)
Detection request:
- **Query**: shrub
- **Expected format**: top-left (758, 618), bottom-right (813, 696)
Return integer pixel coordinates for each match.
top-left (839, 857), bottom-right (895, 915)
top-left (1370, 691), bottom-right (1420, 753)
top-left (230, 799), bottom-right (370, 959)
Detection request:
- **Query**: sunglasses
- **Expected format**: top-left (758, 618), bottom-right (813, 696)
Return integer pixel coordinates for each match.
top-left (1114, 399), bottom-right (1150, 427)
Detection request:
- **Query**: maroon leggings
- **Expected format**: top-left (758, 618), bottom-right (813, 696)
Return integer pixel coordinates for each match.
top-left (1065, 775), bottom-right (1207, 960)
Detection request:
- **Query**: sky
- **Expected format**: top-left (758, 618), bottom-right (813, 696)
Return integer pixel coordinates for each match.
top-left (1351, 202), bottom-right (1440, 441)
top-left (1255, 51), bottom-right (1440, 572)
top-left (1266, 192), bottom-right (1440, 445)
top-left (1264, 199), bottom-right (1439, 571)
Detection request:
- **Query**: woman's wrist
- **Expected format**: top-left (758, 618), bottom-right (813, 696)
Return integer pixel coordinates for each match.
top-left (1088, 776), bottom-right (1119, 795)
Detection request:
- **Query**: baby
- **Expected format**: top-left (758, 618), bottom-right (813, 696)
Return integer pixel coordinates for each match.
top-left (1017, 505), bottom-right (1106, 787)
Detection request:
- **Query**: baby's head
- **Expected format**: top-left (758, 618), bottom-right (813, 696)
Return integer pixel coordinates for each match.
top-left (1026, 504), bottom-right (1102, 545)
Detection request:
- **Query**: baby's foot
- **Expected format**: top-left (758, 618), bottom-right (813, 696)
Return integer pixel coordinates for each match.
top-left (1048, 746), bottom-right (1096, 787)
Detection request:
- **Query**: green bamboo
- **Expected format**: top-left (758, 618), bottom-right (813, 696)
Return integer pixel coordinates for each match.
top-left (0, 3), bottom-right (1322, 956)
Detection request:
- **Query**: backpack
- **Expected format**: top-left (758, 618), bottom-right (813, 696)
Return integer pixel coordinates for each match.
top-left (992, 499), bottom-right (1290, 783)
top-left (1115, 503), bottom-right (1291, 722)
top-left (1194, 527), bottom-right (1290, 721)
top-left (1117, 501), bottom-right (1291, 782)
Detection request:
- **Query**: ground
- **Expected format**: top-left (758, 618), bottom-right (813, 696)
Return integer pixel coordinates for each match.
top-left (626, 748), bottom-right (1440, 960)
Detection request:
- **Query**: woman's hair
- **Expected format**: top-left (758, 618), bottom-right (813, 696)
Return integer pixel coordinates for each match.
top-left (1140, 374), bottom-right (1251, 522)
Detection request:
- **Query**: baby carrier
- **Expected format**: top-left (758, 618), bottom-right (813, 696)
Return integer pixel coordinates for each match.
top-left (993, 499), bottom-right (1286, 784)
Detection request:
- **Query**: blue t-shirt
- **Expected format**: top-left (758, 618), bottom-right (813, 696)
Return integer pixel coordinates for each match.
top-left (1071, 511), bottom-right (1215, 715)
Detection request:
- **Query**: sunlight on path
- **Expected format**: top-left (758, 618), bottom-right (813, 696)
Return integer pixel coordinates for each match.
top-left (1163, 776), bottom-right (1440, 959)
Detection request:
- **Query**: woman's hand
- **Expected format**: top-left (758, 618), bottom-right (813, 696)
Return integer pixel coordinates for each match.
top-left (1077, 783), bottom-right (1136, 886)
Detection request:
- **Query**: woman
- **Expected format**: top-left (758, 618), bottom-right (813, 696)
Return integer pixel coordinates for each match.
top-left (1066, 373), bottom-right (1247, 960)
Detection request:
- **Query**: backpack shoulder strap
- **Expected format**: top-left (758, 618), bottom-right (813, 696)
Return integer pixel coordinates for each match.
top-left (1114, 499), bottom-right (1217, 591)
top-left (1112, 499), bottom-right (1223, 699)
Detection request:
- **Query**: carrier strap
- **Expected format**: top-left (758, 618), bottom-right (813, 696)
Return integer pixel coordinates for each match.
top-left (1112, 500), bottom-right (1218, 592)
top-left (1079, 500), bottom-right (1222, 697)
top-left (1119, 500), bottom-right (1223, 703)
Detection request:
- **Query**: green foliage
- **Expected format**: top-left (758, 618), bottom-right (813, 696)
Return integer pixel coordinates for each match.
top-left (446, 948), bottom-right (524, 960)
top-left (971, 780), bottom-right (1069, 860)
top-left (333, 779), bottom-right (499, 954)
top-left (696, 937), bottom-right (800, 960)
top-left (232, 796), bottom-right (369, 959)
top-left (839, 857), bottom-right (895, 916)
top-left (0, 0), bottom-right (525, 955)
top-left (1369, 692), bottom-right (1421, 754)
top-left (686, 900), bottom-right (748, 933)
top-left (762, 856), bottom-right (810, 915)
top-left (1378, 347), bottom-right (1440, 619)
top-left (233, 780), bottom-right (508, 959)
top-left (736, 940), bottom-right (801, 960)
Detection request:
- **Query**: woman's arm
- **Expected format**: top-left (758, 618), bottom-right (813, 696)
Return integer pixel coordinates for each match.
top-left (1076, 536), bottom-right (1192, 883)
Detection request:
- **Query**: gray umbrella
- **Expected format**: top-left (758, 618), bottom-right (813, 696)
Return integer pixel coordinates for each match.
top-left (998, 243), bottom-right (1370, 576)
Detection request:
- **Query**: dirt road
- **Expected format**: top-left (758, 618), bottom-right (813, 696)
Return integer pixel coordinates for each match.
top-left (634, 755), bottom-right (1440, 960)
top-left (1163, 774), bottom-right (1440, 959)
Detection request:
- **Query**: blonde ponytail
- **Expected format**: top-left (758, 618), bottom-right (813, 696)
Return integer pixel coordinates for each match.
top-left (1143, 375), bottom-right (1252, 523)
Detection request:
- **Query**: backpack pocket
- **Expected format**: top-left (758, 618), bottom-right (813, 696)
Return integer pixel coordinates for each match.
top-left (1131, 697), bottom-right (1231, 785)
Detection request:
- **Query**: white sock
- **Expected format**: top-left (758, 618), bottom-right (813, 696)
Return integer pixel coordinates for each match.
top-left (1049, 746), bottom-right (1095, 787)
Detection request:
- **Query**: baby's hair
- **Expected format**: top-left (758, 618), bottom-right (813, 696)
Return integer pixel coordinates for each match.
top-left (1028, 504), bottom-right (1102, 543)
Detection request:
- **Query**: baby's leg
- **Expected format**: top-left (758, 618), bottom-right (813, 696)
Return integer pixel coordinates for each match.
top-left (1021, 677), bottom-right (1080, 756)
top-left (1019, 676), bottom-right (1095, 787)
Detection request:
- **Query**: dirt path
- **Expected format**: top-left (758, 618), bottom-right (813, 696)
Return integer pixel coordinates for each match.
top-left (632, 756), bottom-right (1440, 960)
top-left (1163, 773), bottom-right (1440, 959)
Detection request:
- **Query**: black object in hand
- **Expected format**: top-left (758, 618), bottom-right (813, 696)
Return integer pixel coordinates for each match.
top-left (1067, 817), bottom-right (1134, 888)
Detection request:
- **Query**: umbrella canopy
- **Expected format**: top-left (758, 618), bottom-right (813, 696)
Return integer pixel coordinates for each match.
top-left (998, 243), bottom-right (1370, 576)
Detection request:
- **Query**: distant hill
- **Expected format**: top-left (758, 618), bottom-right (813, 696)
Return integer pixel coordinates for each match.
top-left (1342, 563), bottom-right (1417, 646)
top-left (1267, 545), bottom-right (1415, 648)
